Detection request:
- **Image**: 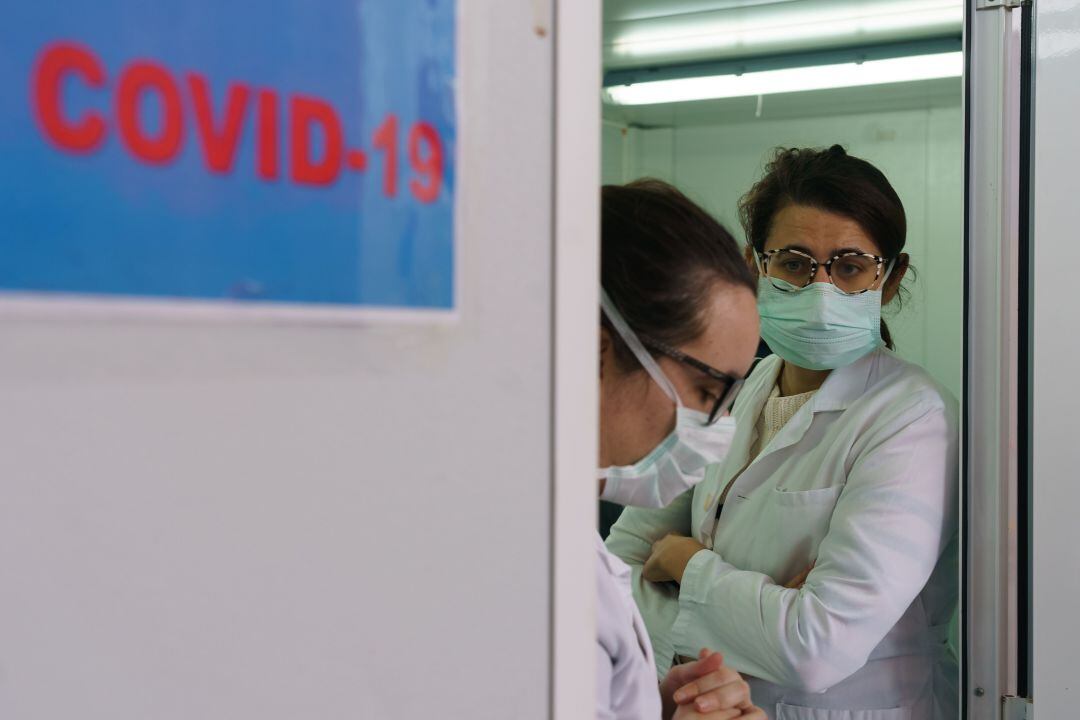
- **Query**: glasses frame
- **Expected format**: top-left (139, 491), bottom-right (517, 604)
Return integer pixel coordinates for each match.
top-left (639, 336), bottom-right (745, 424)
top-left (760, 248), bottom-right (888, 295)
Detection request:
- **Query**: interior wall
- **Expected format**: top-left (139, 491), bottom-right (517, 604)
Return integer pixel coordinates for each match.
top-left (602, 122), bottom-right (628, 185)
top-left (602, 103), bottom-right (964, 401)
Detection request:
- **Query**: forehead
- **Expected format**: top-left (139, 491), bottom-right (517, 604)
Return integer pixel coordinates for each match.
top-left (677, 284), bottom-right (759, 379)
top-left (764, 204), bottom-right (881, 257)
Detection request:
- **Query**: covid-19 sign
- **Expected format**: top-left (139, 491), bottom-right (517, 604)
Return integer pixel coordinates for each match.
top-left (0, 0), bottom-right (456, 313)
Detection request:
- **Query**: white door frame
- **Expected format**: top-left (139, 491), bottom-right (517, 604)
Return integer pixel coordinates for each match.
top-left (551, 1), bottom-right (601, 718)
top-left (965, 0), bottom-right (1028, 717)
top-left (1030, 0), bottom-right (1080, 716)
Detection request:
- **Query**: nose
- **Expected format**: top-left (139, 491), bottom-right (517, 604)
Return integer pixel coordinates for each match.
top-left (811, 263), bottom-right (830, 284)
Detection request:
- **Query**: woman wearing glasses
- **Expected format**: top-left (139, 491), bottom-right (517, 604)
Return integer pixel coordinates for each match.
top-left (607, 146), bottom-right (959, 720)
top-left (595, 180), bottom-right (767, 719)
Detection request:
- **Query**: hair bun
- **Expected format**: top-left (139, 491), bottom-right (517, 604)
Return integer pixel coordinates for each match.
top-left (827, 144), bottom-right (847, 157)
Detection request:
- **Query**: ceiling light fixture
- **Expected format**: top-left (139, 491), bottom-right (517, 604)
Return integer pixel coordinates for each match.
top-left (604, 50), bottom-right (963, 106)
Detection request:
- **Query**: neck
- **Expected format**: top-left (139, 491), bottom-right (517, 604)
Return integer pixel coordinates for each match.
top-left (779, 362), bottom-right (831, 397)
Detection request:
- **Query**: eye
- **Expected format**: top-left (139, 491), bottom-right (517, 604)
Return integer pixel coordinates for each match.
top-left (834, 262), bottom-right (859, 278)
top-left (699, 387), bottom-right (720, 404)
top-left (834, 256), bottom-right (875, 277)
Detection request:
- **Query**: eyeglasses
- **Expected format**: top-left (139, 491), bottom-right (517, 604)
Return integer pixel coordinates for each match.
top-left (760, 248), bottom-right (888, 295)
top-left (640, 337), bottom-right (744, 425)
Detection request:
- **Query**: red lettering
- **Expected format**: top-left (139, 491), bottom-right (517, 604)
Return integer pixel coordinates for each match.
top-left (257, 89), bottom-right (279, 181)
top-left (372, 114), bottom-right (399, 197)
top-left (32, 41), bottom-right (107, 153)
top-left (408, 122), bottom-right (443, 203)
top-left (289, 95), bottom-right (343, 186)
top-left (30, 40), bottom-right (447, 195)
top-left (187, 73), bottom-right (249, 174)
top-left (116, 61), bottom-right (183, 164)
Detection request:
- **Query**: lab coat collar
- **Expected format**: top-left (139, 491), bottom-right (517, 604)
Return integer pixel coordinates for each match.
top-left (698, 356), bottom-right (782, 522)
top-left (743, 346), bottom-right (879, 417)
top-left (704, 347), bottom-right (893, 542)
top-left (807, 347), bottom-right (880, 414)
top-left (747, 348), bottom-right (881, 461)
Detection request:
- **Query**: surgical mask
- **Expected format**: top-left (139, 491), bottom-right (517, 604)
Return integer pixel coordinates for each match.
top-left (598, 290), bottom-right (738, 509)
top-left (756, 263), bottom-right (891, 371)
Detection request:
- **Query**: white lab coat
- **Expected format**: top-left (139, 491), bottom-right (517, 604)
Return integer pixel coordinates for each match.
top-left (596, 533), bottom-right (664, 720)
top-left (606, 348), bottom-right (959, 720)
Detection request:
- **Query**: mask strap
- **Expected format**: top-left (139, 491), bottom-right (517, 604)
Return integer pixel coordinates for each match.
top-left (879, 258), bottom-right (896, 289)
top-left (600, 289), bottom-right (682, 407)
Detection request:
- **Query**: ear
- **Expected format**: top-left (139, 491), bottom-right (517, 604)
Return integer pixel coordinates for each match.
top-left (599, 326), bottom-right (612, 379)
top-left (744, 245), bottom-right (760, 278)
top-left (881, 253), bottom-right (910, 304)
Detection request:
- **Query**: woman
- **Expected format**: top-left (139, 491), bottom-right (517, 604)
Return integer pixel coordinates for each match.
top-left (595, 180), bottom-right (767, 720)
top-left (606, 147), bottom-right (959, 720)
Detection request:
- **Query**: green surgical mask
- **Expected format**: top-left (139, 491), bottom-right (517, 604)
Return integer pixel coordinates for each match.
top-left (757, 275), bottom-right (888, 371)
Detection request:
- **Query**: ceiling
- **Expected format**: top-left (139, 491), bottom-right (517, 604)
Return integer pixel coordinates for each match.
top-left (601, 0), bottom-right (963, 126)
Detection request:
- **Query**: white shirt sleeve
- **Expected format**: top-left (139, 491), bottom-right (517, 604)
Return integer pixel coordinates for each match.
top-left (596, 637), bottom-right (617, 720)
top-left (596, 535), bottom-right (665, 720)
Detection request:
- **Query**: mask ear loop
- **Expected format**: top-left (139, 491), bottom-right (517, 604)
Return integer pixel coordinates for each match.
top-left (878, 258), bottom-right (897, 290)
top-left (600, 289), bottom-right (684, 407)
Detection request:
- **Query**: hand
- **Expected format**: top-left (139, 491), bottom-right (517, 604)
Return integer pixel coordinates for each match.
top-left (784, 563), bottom-right (815, 589)
top-left (666, 649), bottom-right (766, 720)
top-left (673, 705), bottom-right (767, 720)
top-left (660, 648), bottom-right (726, 720)
top-left (643, 534), bottom-right (706, 584)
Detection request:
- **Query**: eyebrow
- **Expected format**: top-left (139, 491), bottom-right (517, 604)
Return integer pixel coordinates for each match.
top-left (778, 244), bottom-right (878, 258)
top-left (688, 363), bottom-right (743, 383)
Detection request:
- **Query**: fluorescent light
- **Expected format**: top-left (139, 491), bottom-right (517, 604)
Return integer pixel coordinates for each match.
top-left (611, 0), bottom-right (962, 60)
top-left (604, 51), bottom-right (963, 106)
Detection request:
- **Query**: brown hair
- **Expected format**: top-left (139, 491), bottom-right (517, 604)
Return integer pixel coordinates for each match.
top-left (738, 145), bottom-right (910, 348)
top-left (602, 179), bottom-right (755, 371)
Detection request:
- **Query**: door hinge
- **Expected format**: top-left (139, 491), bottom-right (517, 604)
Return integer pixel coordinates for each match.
top-left (1003, 696), bottom-right (1033, 720)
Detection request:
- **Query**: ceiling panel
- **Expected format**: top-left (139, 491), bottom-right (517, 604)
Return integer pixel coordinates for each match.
top-left (603, 0), bottom-right (962, 70)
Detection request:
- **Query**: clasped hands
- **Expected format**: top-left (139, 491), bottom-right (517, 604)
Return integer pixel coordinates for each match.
top-left (661, 649), bottom-right (765, 720)
top-left (646, 533), bottom-right (813, 720)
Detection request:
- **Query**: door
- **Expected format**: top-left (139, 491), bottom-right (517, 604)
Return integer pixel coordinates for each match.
top-left (0, 2), bottom-right (574, 718)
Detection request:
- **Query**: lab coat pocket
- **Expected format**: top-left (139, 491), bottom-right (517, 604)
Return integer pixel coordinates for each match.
top-left (773, 484), bottom-right (843, 507)
top-left (772, 485), bottom-right (843, 572)
top-left (775, 703), bottom-right (911, 720)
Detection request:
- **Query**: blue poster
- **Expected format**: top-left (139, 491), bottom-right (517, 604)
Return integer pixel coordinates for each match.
top-left (0, 1), bottom-right (456, 311)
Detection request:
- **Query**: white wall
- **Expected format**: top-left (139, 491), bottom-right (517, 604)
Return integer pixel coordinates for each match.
top-left (603, 104), bottom-right (964, 401)
top-left (602, 122), bottom-right (628, 185)
top-left (0, 3), bottom-right (556, 719)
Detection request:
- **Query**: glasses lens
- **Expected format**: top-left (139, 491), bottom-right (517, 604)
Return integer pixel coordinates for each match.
top-left (831, 254), bottom-right (881, 293)
top-left (766, 250), bottom-right (814, 289)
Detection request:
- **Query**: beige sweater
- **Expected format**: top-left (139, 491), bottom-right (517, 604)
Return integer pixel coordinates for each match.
top-left (747, 384), bottom-right (818, 460)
